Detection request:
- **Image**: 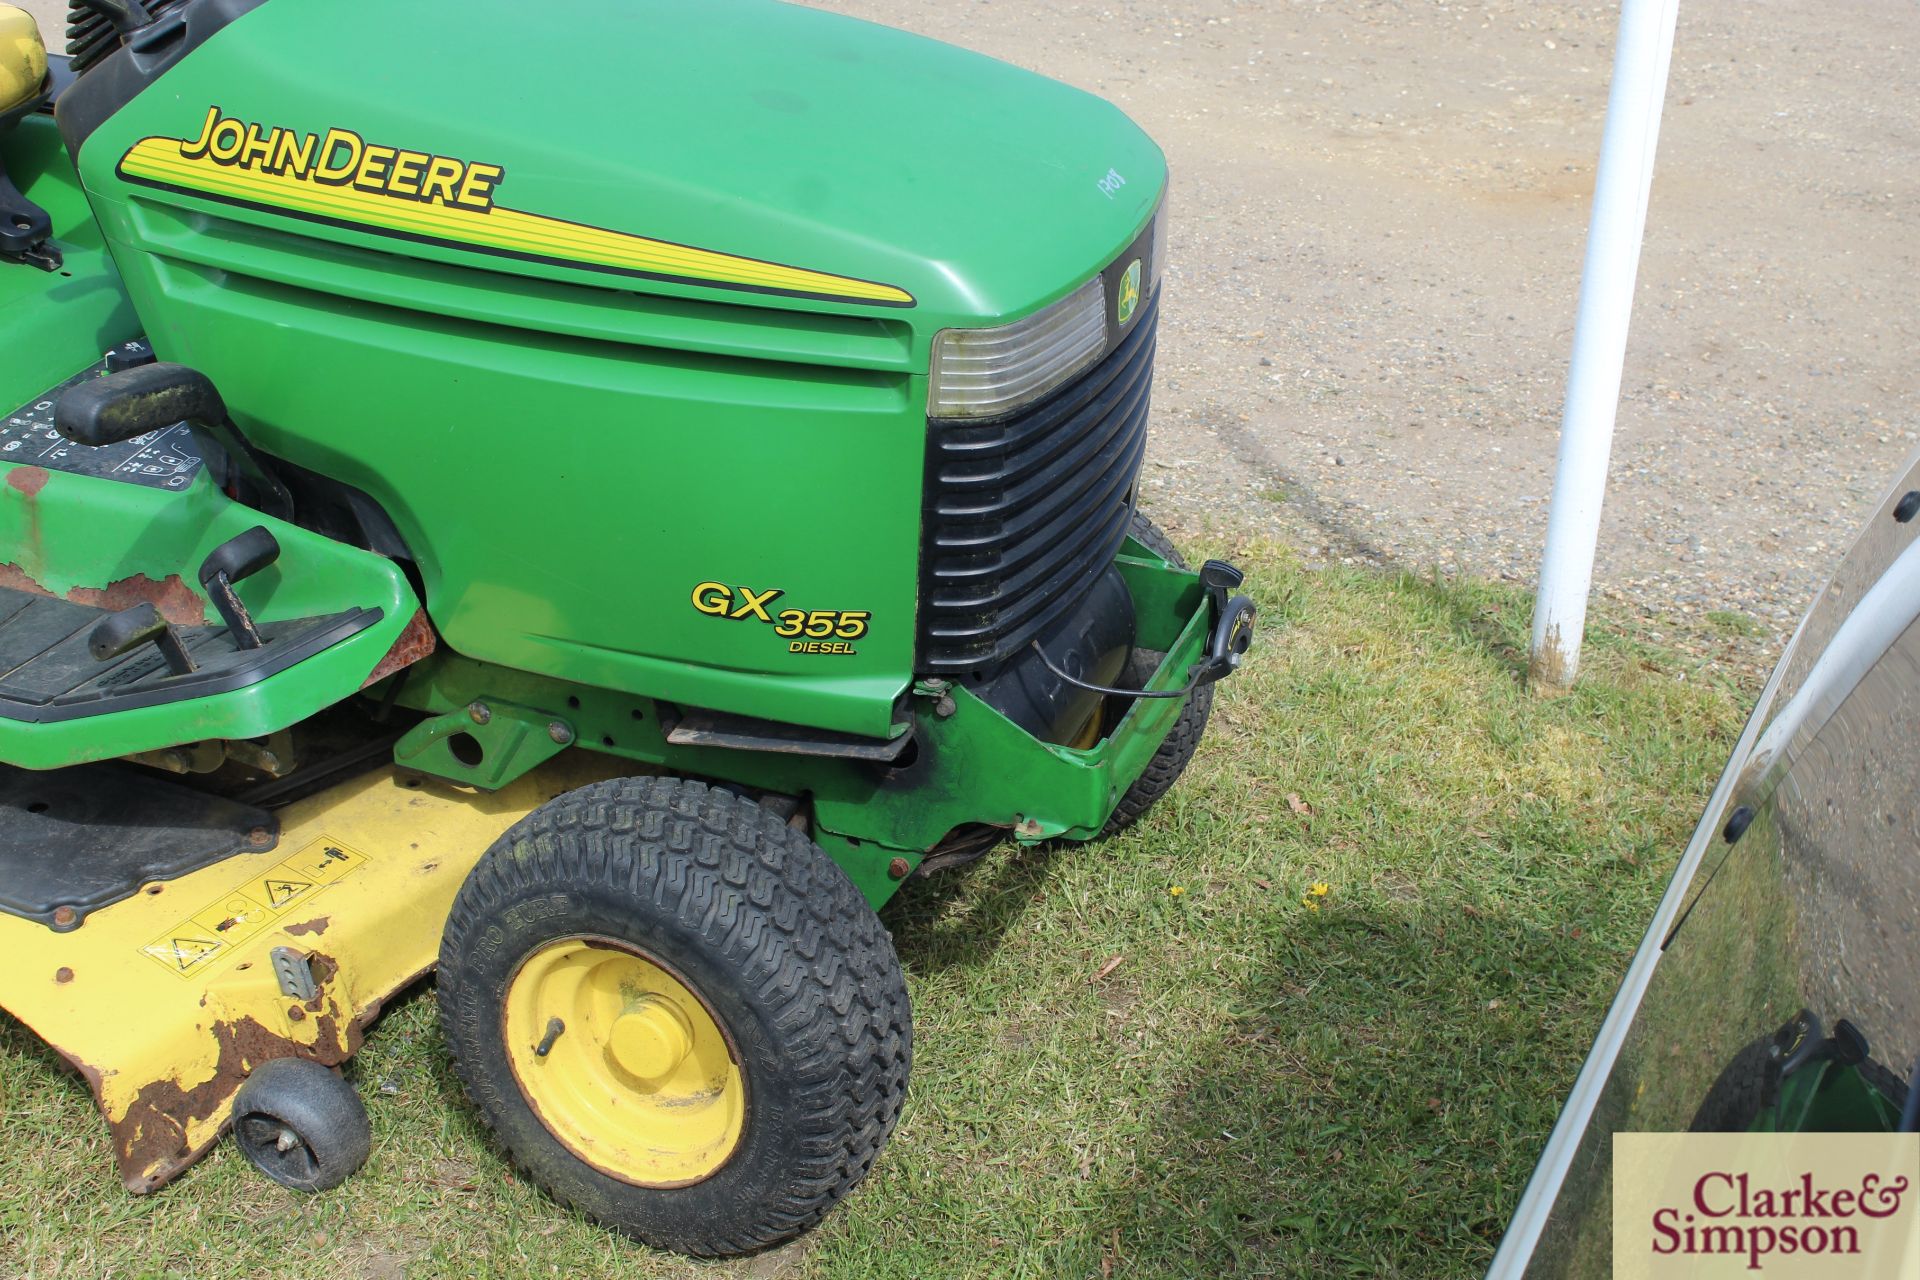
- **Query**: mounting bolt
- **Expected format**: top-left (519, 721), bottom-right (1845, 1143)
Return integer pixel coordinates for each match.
top-left (286, 1005), bottom-right (306, 1022)
top-left (248, 826), bottom-right (272, 847)
top-left (468, 701), bottom-right (492, 725)
top-left (54, 967), bottom-right (73, 984)
top-left (548, 721), bottom-right (574, 745)
top-left (887, 857), bottom-right (911, 880)
top-left (51, 906), bottom-right (77, 929)
top-left (935, 693), bottom-right (957, 718)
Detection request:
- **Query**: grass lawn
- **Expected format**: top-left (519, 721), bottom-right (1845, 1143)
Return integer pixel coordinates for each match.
top-left (0, 538), bottom-right (1751, 1279)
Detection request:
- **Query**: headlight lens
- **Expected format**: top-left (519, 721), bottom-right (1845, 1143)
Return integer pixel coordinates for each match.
top-left (927, 275), bottom-right (1107, 420)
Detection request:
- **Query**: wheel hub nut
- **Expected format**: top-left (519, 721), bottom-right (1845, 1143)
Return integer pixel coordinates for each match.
top-left (606, 995), bottom-right (695, 1081)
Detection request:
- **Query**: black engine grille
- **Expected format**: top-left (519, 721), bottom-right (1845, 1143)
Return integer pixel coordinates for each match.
top-left (917, 293), bottom-right (1158, 675)
top-left (65, 0), bottom-right (189, 73)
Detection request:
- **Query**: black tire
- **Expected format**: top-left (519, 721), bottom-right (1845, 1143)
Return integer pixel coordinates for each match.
top-left (1692, 1025), bottom-right (1913, 1133)
top-left (1104, 513), bottom-right (1214, 835)
top-left (230, 1057), bottom-right (371, 1192)
top-left (1689, 1034), bottom-right (1776, 1132)
top-left (436, 776), bottom-right (911, 1257)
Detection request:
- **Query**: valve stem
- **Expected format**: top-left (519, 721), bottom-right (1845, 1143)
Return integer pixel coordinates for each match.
top-left (534, 1017), bottom-right (566, 1058)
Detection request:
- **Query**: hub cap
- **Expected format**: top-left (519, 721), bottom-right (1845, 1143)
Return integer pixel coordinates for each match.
top-left (503, 937), bottom-right (745, 1186)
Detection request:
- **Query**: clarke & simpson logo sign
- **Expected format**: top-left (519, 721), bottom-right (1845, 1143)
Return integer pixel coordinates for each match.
top-left (1615, 1134), bottom-right (1920, 1278)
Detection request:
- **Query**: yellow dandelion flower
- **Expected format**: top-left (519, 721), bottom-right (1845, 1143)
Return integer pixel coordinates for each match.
top-left (1169, 885), bottom-right (1186, 897)
top-left (1309, 882), bottom-right (1331, 898)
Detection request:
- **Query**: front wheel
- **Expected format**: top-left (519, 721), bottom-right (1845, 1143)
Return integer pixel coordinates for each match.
top-left (437, 776), bottom-right (911, 1256)
top-left (1104, 513), bottom-right (1215, 835)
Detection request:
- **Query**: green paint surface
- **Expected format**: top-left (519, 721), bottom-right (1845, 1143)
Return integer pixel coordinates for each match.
top-left (4, 0), bottom-right (1194, 874)
top-left (72, 0), bottom-right (1168, 739)
top-left (0, 115), bottom-right (138, 409)
top-left (0, 467), bottom-right (419, 768)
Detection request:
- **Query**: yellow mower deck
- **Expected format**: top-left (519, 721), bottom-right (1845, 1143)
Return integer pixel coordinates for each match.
top-left (0, 754), bottom-right (620, 1192)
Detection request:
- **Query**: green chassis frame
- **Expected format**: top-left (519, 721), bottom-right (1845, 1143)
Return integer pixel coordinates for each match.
top-left (388, 537), bottom-right (1211, 907)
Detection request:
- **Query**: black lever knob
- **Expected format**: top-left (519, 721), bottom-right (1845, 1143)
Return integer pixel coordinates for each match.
top-left (1199, 560), bottom-right (1245, 593)
top-left (199, 526), bottom-right (280, 651)
top-left (55, 362), bottom-right (225, 447)
top-left (90, 602), bottom-right (196, 676)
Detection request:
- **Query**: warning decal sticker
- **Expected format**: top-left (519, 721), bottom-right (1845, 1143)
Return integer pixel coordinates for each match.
top-left (141, 836), bottom-right (369, 978)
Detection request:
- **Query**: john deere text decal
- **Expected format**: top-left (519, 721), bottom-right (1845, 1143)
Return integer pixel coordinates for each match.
top-left (116, 106), bottom-right (914, 307)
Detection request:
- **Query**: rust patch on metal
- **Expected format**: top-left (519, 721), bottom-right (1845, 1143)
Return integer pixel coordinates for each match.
top-left (301, 953), bottom-right (366, 1061)
top-left (5, 465), bottom-right (49, 497)
top-left (361, 608), bottom-right (438, 688)
top-left (0, 562), bottom-right (207, 626)
top-left (283, 915), bottom-right (330, 937)
top-left (54, 967), bottom-right (74, 984)
top-left (306, 952), bottom-right (340, 993)
top-left (87, 953), bottom-right (424, 1192)
top-left (0, 561), bottom-right (45, 595)
top-left (70, 574), bottom-right (207, 627)
top-left (112, 1013), bottom-right (291, 1192)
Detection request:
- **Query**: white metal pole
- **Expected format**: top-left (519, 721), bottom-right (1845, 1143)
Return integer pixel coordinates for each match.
top-left (1528, 0), bottom-right (1681, 689)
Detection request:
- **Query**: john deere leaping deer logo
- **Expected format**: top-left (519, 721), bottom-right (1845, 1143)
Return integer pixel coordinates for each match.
top-left (1116, 258), bottom-right (1142, 325)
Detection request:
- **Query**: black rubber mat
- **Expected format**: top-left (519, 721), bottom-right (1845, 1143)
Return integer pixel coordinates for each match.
top-left (0, 586), bottom-right (380, 723)
top-left (0, 762), bottom-right (277, 930)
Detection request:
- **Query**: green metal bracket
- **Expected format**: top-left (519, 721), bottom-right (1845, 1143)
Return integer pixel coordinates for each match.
top-left (394, 699), bottom-right (573, 791)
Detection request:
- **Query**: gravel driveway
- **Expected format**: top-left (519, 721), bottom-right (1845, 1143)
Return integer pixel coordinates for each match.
top-left (809, 0), bottom-right (1917, 637)
top-left (22, 0), bottom-right (1916, 633)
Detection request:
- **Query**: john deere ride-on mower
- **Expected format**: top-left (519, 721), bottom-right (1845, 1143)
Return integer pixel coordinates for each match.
top-left (0, 0), bottom-right (1253, 1254)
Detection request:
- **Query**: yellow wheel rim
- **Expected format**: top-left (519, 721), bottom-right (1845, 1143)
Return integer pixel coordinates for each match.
top-left (503, 937), bottom-right (745, 1187)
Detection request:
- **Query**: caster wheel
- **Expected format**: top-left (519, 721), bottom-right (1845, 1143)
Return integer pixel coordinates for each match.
top-left (438, 775), bottom-right (912, 1257)
top-left (230, 1057), bottom-right (371, 1192)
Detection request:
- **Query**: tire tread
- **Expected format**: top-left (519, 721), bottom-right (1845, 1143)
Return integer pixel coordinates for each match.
top-left (437, 776), bottom-right (910, 1256)
top-left (1103, 513), bottom-right (1214, 835)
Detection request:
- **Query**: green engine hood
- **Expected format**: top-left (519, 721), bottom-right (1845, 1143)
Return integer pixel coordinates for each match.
top-left (78, 0), bottom-right (1167, 328)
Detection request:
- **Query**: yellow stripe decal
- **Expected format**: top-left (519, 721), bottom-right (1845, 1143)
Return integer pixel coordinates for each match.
top-left (116, 125), bottom-right (913, 308)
